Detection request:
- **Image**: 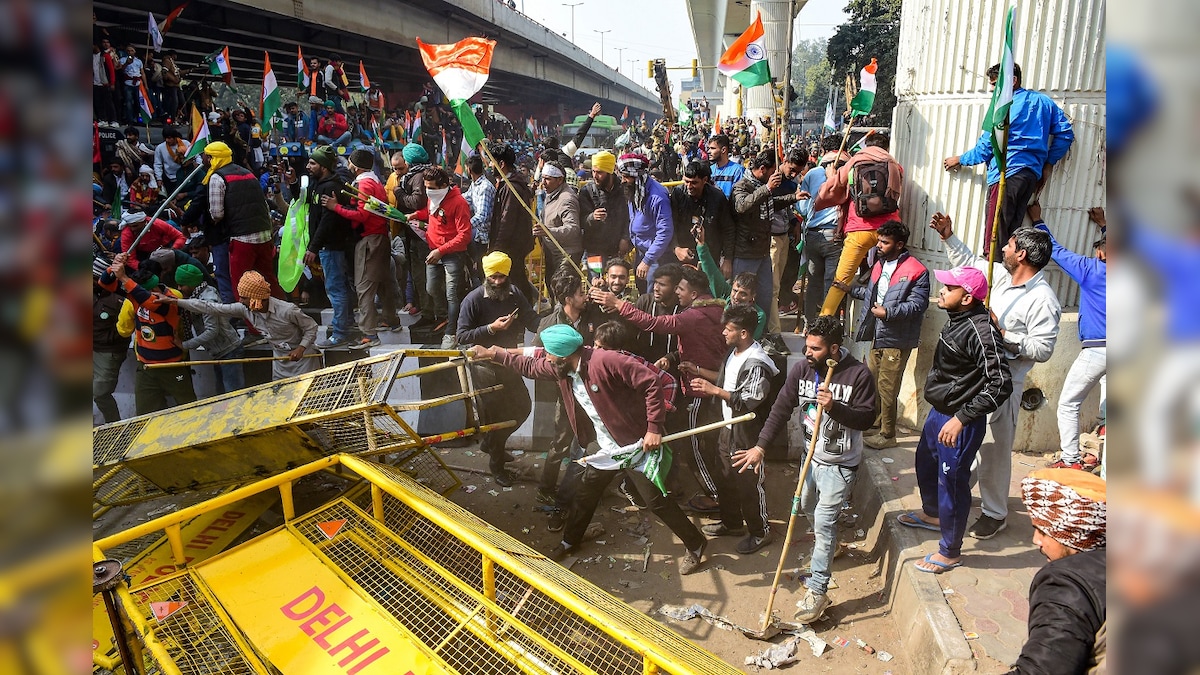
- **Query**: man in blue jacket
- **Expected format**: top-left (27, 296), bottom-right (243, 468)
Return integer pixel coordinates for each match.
top-left (943, 62), bottom-right (1074, 253)
top-left (1028, 202), bottom-right (1106, 471)
top-left (850, 221), bottom-right (930, 448)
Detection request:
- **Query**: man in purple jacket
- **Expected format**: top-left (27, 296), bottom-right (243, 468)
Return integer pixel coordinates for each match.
top-left (471, 325), bottom-right (709, 575)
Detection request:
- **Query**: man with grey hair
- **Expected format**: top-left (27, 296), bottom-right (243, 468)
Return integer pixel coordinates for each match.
top-left (929, 212), bottom-right (1061, 541)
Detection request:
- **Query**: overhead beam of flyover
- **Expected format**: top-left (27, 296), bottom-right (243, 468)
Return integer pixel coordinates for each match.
top-left (104, 0), bottom-right (660, 111)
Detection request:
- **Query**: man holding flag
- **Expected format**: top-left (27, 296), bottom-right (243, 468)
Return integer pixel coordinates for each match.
top-left (470, 324), bottom-right (710, 575)
top-left (943, 8), bottom-right (1074, 254)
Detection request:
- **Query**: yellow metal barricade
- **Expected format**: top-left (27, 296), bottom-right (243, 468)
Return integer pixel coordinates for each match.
top-left (94, 454), bottom-right (742, 675)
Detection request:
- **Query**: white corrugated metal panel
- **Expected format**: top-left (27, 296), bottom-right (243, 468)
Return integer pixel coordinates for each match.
top-left (892, 0), bottom-right (1106, 307)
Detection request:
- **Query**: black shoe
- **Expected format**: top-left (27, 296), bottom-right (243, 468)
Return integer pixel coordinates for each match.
top-left (968, 515), bottom-right (1007, 540)
top-left (547, 510), bottom-right (566, 532)
top-left (548, 542), bottom-right (573, 562)
top-left (701, 522), bottom-right (746, 537)
top-left (617, 479), bottom-right (646, 508)
top-left (492, 470), bottom-right (515, 488)
top-left (736, 531), bottom-right (774, 554)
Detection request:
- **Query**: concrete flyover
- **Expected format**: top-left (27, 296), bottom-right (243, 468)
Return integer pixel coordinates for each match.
top-left (94, 0), bottom-right (659, 117)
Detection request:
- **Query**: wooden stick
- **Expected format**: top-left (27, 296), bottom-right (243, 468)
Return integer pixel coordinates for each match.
top-left (984, 126), bottom-right (1010, 308)
top-left (759, 358), bottom-right (838, 633)
top-left (128, 163), bottom-right (205, 251)
top-left (574, 413), bottom-right (756, 466)
top-left (142, 353), bottom-right (322, 369)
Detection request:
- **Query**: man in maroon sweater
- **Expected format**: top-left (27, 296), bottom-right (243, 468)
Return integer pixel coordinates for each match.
top-left (471, 324), bottom-right (709, 575)
top-left (590, 265), bottom-right (736, 519)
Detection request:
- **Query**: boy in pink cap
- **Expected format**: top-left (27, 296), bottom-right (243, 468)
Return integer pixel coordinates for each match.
top-left (897, 265), bottom-right (1013, 573)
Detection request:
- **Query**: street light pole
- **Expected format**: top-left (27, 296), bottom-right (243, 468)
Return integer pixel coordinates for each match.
top-left (593, 29), bottom-right (611, 64)
top-left (562, 2), bottom-right (583, 44)
top-left (614, 47), bottom-right (626, 73)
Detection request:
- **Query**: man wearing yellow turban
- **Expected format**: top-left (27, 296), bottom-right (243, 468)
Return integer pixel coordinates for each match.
top-left (578, 149), bottom-right (630, 262)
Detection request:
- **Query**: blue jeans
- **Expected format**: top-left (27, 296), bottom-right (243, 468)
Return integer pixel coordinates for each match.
top-left (800, 461), bottom-right (857, 595)
top-left (915, 409), bottom-right (988, 559)
top-left (732, 256), bottom-right (774, 323)
top-left (803, 229), bottom-right (843, 324)
top-left (317, 132), bottom-right (351, 146)
top-left (211, 242), bottom-right (235, 303)
top-left (319, 249), bottom-right (357, 340)
top-left (123, 83), bottom-right (140, 123)
top-left (212, 345), bottom-right (245, 394)
top-left (426, 251), bottom-right (466, 337)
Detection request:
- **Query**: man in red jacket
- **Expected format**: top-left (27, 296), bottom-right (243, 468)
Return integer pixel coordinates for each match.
top-left (316, 100), bottom-right (351, 146)
top-left (590, 265), bottom-right (736, 518)
top-left (321, 148), bottom-right (399, 349)
top-left (118, 211), bottom-right (187, 269)
top-left (411, 166), bottom-right (472, 348)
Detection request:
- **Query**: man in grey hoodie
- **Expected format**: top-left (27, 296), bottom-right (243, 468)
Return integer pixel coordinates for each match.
top-left (683, 304), bottom-right (778, 555)
top-left (742, 315), bottom-right (878, 622)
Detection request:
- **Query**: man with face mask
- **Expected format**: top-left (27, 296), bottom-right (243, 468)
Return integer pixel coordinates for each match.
top-left (617, 153), bottom-right (674, 291)
top-left (741, 316), bottom-right (878, 622)
top-left (457, 252), bottom-right (540, 486)
top-left (578, 150), bottom-right (630, 262)
top-left (471, 324), bottom-right (709, 575)
top-left (410, 166), bottom-right (472, 348)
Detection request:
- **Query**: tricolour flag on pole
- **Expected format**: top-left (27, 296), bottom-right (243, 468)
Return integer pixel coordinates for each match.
top-left (718, 12), bottom-right (771, 89)
top-left (983, 6), bottom-right (1016, 172)
top-left (148, 12), bottom-right (163, 53)
top-left (184, 105), bottom-right (210, 160)
top-left (714, 111), bottom-right (722, 135)
top-left (297, 46), bottom-right (309, 89)
top-left (454, 136), bottom-right (472, 176)
top-left (823, 87), bottom-right (838, 130)
top-left (359, 60), bottom-right (371, 91)
top-left (411, 112), bottom-right (422, 143)
top-left (525, 118), bottom-right (537, 140)
top-left (261, 52), bottom-right (281, 133)
top-left (849, 58), bottom-right (878, 116)
top-left (137, 81), bottom-right (155, 120)
top-left (160, 1), bottom-right (189, 33)
top-left (416, 36), bottom-right (495, 152)
top-left (207, 46), bottom-right (232, 84)
top-left (440, 129), bottom-right (450, 169)
top-left (621, 105), bottom-right (629, 122)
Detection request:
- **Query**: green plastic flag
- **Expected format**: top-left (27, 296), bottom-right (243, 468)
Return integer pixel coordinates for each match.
top-left (278, 182), bottom-right (310, 293)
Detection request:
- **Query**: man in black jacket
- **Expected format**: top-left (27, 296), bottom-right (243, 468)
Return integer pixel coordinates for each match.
top-left (578, 150), bottom-right (629, 262)
top-left (303, 146), bottom-right (360, 348)
top-left (731, 150), bottom-right (803, 333)
top-left (900, 265), bottom-right (1012, 575)
top-left (670, 160), bottom-right (734, 270)
top-left (1005, 468), bottom-right (1106, 675)
top-left (486, 142), bottom-right (536, 304)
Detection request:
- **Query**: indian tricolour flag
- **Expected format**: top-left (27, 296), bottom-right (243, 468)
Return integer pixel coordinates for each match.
top-left (261, 52), bottom-right (281, 133)
top-left (718, 12), bottom-right (771, 89)
top-left (416, 36), bottom-right (496, 151)
top-left (184, 104), bottom-right (209, 160)
top-left (137, 80), bottom-right (155, 120)
top-left (849, 58), bottom-right (878, 116)
top-left (411, 111), bottom-right (421, 143)
top-left (207, 46), bottom-right (232, 84)
top-left (297, 45), bottom-right (309, 89)
top-left (983, 6), bottom-right (1016, 172)
top-left (454, 136), bottom-right (472, 176)
top-left (525, 118), bottom-right (537, 140)
top-left (359, 60), bottom-right (371, 91)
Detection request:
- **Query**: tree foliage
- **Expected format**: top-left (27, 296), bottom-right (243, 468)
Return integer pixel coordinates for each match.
top-left (788, 38), bottom-right (830, 118)
top-left (826, 0), bottom-right (902, 125)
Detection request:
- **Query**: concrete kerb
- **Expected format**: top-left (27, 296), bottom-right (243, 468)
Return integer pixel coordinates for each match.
top-left (860, 453), bottom-right (977, 675)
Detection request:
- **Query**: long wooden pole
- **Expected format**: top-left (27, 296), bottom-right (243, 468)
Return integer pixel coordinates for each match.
top-left (984, 126), bottom-right (1010, 309)
top-left (142, 352), bottom-right (322, 369)
top-left (128, 163), bottom-right (205, 251)
top-left (759, 358), bottom-right (838, 633)
top-left (574, 413), bottom-right (756, 466)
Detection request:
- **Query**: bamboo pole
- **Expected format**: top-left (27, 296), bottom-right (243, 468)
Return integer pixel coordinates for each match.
top-left (142, 352), bottom-right (322, 369)
top-left (984, 126), bottom-right (1010, 308)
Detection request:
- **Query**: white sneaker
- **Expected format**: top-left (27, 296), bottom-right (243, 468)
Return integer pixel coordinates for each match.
top-left (793, 589), bottom-right (830, 623)
top-left (440, 334), bottom-right (457, 349)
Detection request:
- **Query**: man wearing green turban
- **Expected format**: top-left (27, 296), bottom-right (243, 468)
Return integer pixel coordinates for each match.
top-left (471, 325), bottom-right (710, 575)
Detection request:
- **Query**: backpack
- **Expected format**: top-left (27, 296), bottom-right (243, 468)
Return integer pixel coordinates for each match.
top-left (849, 160), bottom-right (899, 217)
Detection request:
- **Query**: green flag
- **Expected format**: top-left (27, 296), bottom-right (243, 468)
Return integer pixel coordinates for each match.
top-left (983, 6), bottom-right (1017, 173)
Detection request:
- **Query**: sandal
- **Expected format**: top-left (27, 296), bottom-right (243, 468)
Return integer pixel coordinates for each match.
top-left (914, 553), bottom-right (962, 574)
top-left (1081, 453), bottom-right (1100, 470)
top-left (897, 511), bottom-right (939, 531)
